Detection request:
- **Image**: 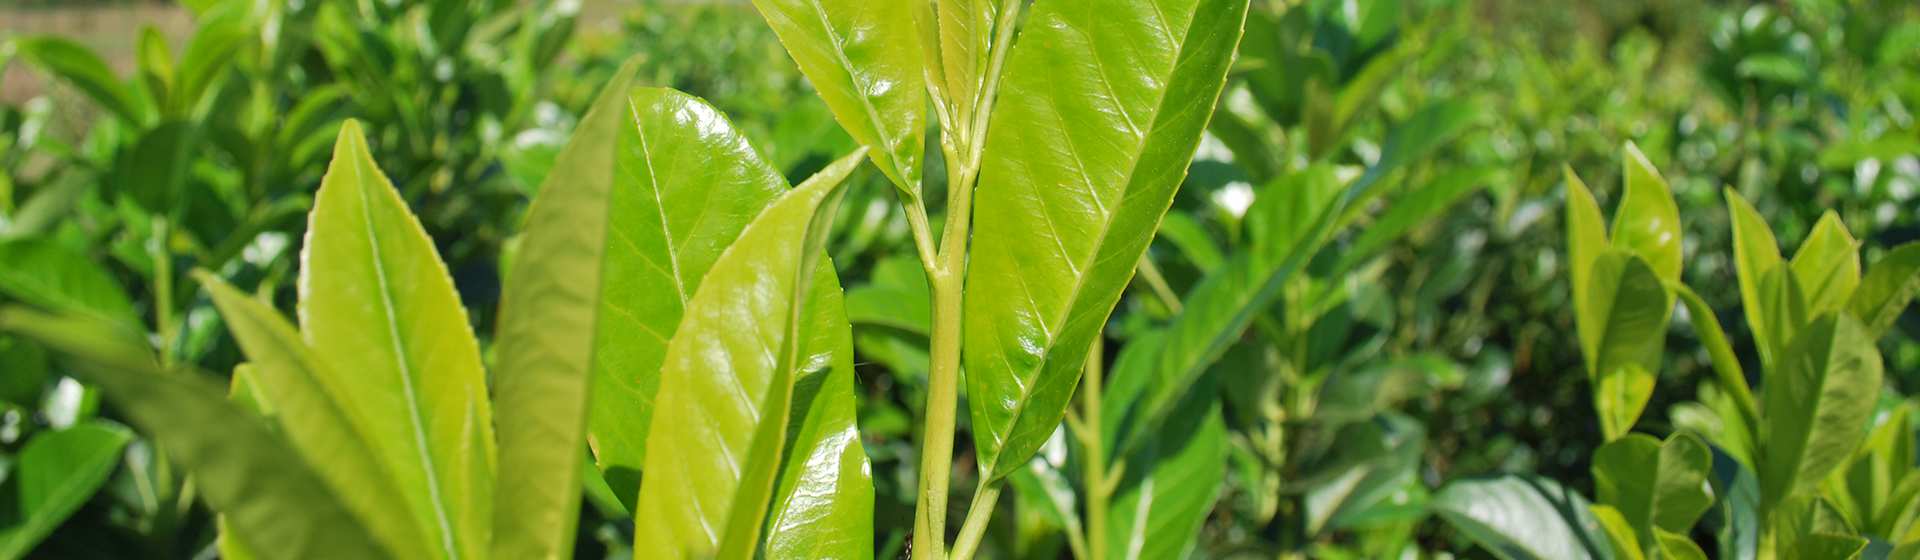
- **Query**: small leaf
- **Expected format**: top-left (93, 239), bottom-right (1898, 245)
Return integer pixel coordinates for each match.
top-left (1761, 314), bottom-right (1884, 514)
top-left (1726, 188), bottom-right (1786, 367)
top-left (751, 0), bottom-right (925, 193)
top-left (1590, 504), bottom-right (1646, 560)
top-left (1674, 285), bottom-right (1759, 426)
top-left (300, 120), bottom-right (493, 560)
top-left (490, 59), bottom-right (641, 560)
top-left (963, 0), bottom-right (1251, 480)
top-left (1847, 242), bottom-right (1920, 339)
top-left (1611, 143), bottom-right (1682, 282)
top-left (0, 308), bottom-right (391, 558)
top-left (1790, 212), bottom-right (1861, 316)
top-left (1432, 474), bottom-right (1610, 560)
top-left (632, 151), bottom-right (868, 559)
top-left (1591, 432), bottom-right (1714, 545)
top-left (1581, 252), bottom-right (1672, 440)
top-left (0, 422), bottom-right (131, 559)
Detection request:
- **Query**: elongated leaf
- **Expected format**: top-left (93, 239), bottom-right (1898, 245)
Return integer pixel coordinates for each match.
top-left (200, 276), bottom-right (433, 559)
top-left (300, 121), bottom-right (493, 560)
top-left (0, 239), bottom-right (138, 328)
top-left (1332, 165), bottom-right (1494, 274)
top-left (1612, 143), bottom-right (1682, 282)
top-left (584, 87), bottom-right (790, 502)
top-left (751, 0), bottom-right (924, 192)
top-left (0, 422), bottom-right (130, 559)
top-left (633, 152), bottom-right (867, 559)
top-left (15, 37), bottom-right (147, 125)
top-left (1727, 188), bottom-right (1786, 366)
top-left (916, 0), bottom-right (1002, 123)
top-left (1790, 212), bottom-right (1861, 316)
top-left (762, 287), bottom-right (871, 560)
top-left (1590, 505), bottom-right (1646, 560)
top-left (1762, 314), bottom-right (1883, 513)
top-left (1847, 242), bottom-right (1920, 338)
top-left (1432, 474), bottom-right (1611, 560)
top-left (1674, 285), bottom-right (1759, 426)
top-left (1759, 266), bottom-right (1811, 375)
top-left (1582, 252), bottom-right (1672, 440)
top-left (1300, 414), bottom-right (1425, 536)
top-left (1591, 433), bottom-right (1714, 546)
top-left (1566, 167), bottom-right (1610, 355)
top-left (0, 308), bottom-right (390, 558)
top-left (964, 0), bottom-right (1251, 479)
top-left (489, 60), bottom-right (640, 560)
top-left (1106, 371), bottom-right (1227, 560)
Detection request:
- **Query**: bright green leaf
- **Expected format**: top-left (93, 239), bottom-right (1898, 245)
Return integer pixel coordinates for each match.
top-left (1727, 188), bottom-right (1786, 367)
top-left (1654, 528), bottom-right (1708, 560)
top-left (963, 0), bottom-right (1251, 481)
top-left (1591, 432), bottom-right (1714, 545)
top-left (1790, 212), bottom-right (1861, 317)
top-left (1581, 252), bottom-right (1672, 440)
top-left (1432, 474), bottom-right (1611, 560)
top-left (1611, 143), bottom-right (1682, 282)
top-left (300, 120), bottom-right (493, 560)
top-left (1590, 505), bottom-right (1646, 560)
top-left (1566, 168), bottom-right (1609, 361)
top-left (585, 85), bottom-right (793, 511)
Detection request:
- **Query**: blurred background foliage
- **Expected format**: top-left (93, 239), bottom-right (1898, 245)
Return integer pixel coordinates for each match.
top-left (0, 0), bottom-right (1916, 557)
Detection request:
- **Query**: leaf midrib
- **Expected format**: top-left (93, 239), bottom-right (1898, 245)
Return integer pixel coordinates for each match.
top-left (349, 148), bottom-right (460, 560)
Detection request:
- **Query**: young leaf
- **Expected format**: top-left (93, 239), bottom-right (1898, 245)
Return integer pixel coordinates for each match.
top-left (488, 59), bottom-right (640, 560)
top-left (1590, 432), bottom-right (1714, 546)
top-left (632, 151), bottom-right (868, 559)
top-left (584, 87), bottom-right (790, 505)
top-left (917, 0), bottom-right (1004, 124)
top-left (0, 308), bottom-right (391, 558)
top-left (1761, 314), bottom-right (1883, 513)
top-left (1789, 212), bottom-right (1861, 316)
top-left (1847, 242), bottom-right (1920, 338)
top-left (1581, 251), bottom-right (1672, 440)
top-left (1726, 188), bottom-right (1786, 366)
top-left (964, 0), bottom-right (1252, 480)
top-left (299, 120), bottom-right (493, 559)
top-left (1653, 529), bottom-right (1709, 560)
top-left (1566, 167), bottom-right (1611, 346)
top-left (1673, 285), bottom-right (1759, 426)
top-left (199, 275), bottom-right (434, 559)
top-left (1612, 142), bottom-right (1682, 283)
top-left (1590, 505), bottom-right (1646, 560)
top-left (1432, 474), bottom-right (1611, 560)
top-left (0, 422), bottom-right (131, 559)
top-left (750, 0), bottom-right (925, 193)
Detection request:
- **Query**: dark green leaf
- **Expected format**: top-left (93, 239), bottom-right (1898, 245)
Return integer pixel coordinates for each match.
top-left (0, 422), bottom-right (130, 559)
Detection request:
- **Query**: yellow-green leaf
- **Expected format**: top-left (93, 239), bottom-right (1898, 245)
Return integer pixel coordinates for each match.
top-left (1790, 212), bottom-right (1861, 316)
top-left (1612, 142), bottom-right (1682, 282)
top-left (1726, 188), bottom-right (1786, 367)
top-left (751, 0), bottom-right (925, 193)
top-left (1761, 314), bottom-right (1884, 514)
top-left (632, 151), bottom-right (868, 559)
top-left (200, 275), bottom-right (433, 559)
top-left (1848, 242), bottom-right (1920, 339)
top-left (1591, 432), bottom-right (1714, 547)
top-left (1581, 251), bottom-right (1672, 440)
top-left (585, 87), bottom-right (789, 508)
top-left (1566, 167), bottom-right (1610, 361)
top-left (299, 121), bottom-right (493, 560)
top-left (489, 59), bottom-right (642, 560)
top-left (963, 0), bottom-right (1252, 481)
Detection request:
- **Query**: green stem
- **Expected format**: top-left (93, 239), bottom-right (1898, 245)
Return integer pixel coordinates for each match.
top-left (913, 258), bottom-right (967, 560)
top-left (151, 217), bottom-right (176, 366)
top-left (1081, 338), bottom-right (1110, 560)
top-left (949, 481), bottom-right (1004, 560)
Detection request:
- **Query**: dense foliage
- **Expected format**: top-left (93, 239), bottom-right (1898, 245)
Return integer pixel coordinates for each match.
top-left (0, 0), bottom-right (1917, 558)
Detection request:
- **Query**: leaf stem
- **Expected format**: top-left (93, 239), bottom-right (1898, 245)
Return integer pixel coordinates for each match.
top-left (152, 217), bottom-right (176, 366)
top-left (1080, 337), bottom-right (1111, 560)
top-left (949, 481), bottom-right (1004, 560)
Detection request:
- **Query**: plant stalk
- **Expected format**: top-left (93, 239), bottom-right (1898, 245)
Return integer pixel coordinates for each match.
top-left (949, 481), bottom-right (1003, 560)
top-left (1081, 337), bottom-right (1110, 560)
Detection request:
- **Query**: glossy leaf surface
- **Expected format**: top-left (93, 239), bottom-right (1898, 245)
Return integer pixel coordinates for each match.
top-left (751, 0), bottom-right (924, 192)
top-left (1789, 212), bottom-right (1860, 316)
top-left (299, 121), bottom-right (493, 560)
top-left (489, 60), bottom-right (639, 560)
top-left (585, 86), bottom-right (787, 503)
top-left (632, 152), bottom-right (869, 559)
top-left (1761, 314), bottom-right (1883, 512)
top-left (1611, 143), bottom-right (1682, 282)
top-left (1433, 474), bottom-right (1611, 560)
top-left (0, 308), bottom-right (390, 559)
top-left (963, 0), bottom-right (1251, 479)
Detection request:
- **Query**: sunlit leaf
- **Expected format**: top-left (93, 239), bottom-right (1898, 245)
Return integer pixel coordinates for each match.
top-left (1847, 242), bottom-right (1920, 339)
top-left (1761, 314), bottom-right (1883, 514)
top-left (751, 0), bottom-right (925, 193)
top-left (1433, 474), bottom-right (1610, 560)
top-left (1581, 251), bottom-right (1671, 440)
top-left (1590, 432), bottom-right (1713, 546)
top-left (1611, 143), bottom-right (1682, 283)
top-left (963, 0), bottom-right (1251, 480)
top-left (1789, 212), bottom-right (1860, 317)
